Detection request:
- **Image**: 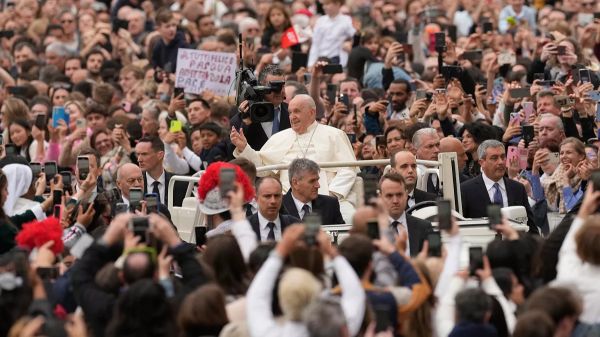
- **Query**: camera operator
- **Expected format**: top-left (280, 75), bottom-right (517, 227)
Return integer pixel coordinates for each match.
top-left (230, 65), bottom-right (290, 150)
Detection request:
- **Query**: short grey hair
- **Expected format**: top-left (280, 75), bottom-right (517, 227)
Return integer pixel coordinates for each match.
top-left (539, 113), bottom-right (564, 131)
top-left (45, 42), bottom-right (71, 57)
top-left (142, 99), bottom-right (161, 119)
top-left (288, 158), bottom-right (320, 185)
top-left (128, 9), bottom-right (146, 22)
top-left (477, 139), bottom-right (505, 160)
top-left (412, 128), bottom-right (438, 148)
top-left (303, 298), bottom-right (347, 337)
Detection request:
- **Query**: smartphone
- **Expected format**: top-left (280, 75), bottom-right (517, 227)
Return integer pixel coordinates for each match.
top-left (441, 65), bottom-right (462, 80)
top-left (507, 146), bottom-right (518, 165)
top-left (434, 32), bottom-right (446, 49)
top-left (4, 143), bottom-right (17, 156)
top-left (522, 102), bottom-right (534, 121)
top-left (112, 18), bottom-right (129, 33)
top-left (363, 174), bottom-right (379, 205)
top-left (76, 118), bottom-right (86, 129)
top-left (169, 120), bottom-right (182, 133)
top-left (52, 106), bottom-right (70, 128)
top-left (509, 88), bottom-right (531, 99)
top-left (339, 94), bottom-right (350, 109)
top-left (115, 202), bottom-right (129, 215)
top-left (579, 69), bottom-right (591, 84)
top-left (462, 50), bottom-right (483, 62)
top-left (347, 133), bottom-right (356, 144)
top-left (375, 135), bottom-right (386, 148)
top-left (437, 200), bottom-right (452, 230)
top-left (427, 231), bottom-right (442, 257)
top-left (367, 220), bottom-right (380, 240)
top-left (522, 125), bottom-right (534, 144)
top-left (482, 21), bottom-right (493, 33)
top-left (173, 87), bottom-right (184, 98)
top-left (322, 64), bottom-right (343, 74)
top-left (44, 161), bottom-right (58, 183)
top-left (469, 246), bottom-right (484, 276)
top-left (30, 162), bottom-right (42, 178)
top-left (498, 52), bottom-right (516, 66)
top-left (401, 44), bottom-right (413, 54)
top-left (0, 134), bottom-right (3, 145)
top-left (588, 91), bottom-right (600, 102)
top-left (194, 226), bottom-right (208, 246)
top-left (129, 216), bottom-right (149, 242)
top-left (77, 156), bottom-right (90, 180)
top-left (53, 205), bottom-right (62, 219)
top-left (557, 45), bottom-right (566, 55)
top-left (53, 189), bottom-right (62, 207)
top-left (304, 73), bottom-right (312, 83)
top-left (34, 114), bottom-right (47, 130)
top-left (304, 212), bottom-right (321, 246)
top-left (548, 152), bottom-right (560, 167)
top-left (145, 193), bottom-right (159, 213)
top-left (8, 86), bottom-right (27, 96)
top-left (592, 171), bottom-right (600, 191)
top-left (374, 306), bottom-right (391, 333)
top-left (291, 52), bottom-right (309, 72)
top-left (326, 84), bottom-right (337, 104)
top-left (487, 204), bottom-right (502, 230)
top-left (509, 112), bottom-right (521, 125)
top-left (129, 188), bottom-right (143, 210)
top-left (416, 90), bottom-right (427, 100)
top-left (518, 148), bottom-right (528, 170)
top-left (60, 171), bottom-right (72, 190)
top-left (533, 73), bottom-right (545, 82)
top-left (219, 168), bottom-right (236, 197)
top-left (447, 25), bottom-right (457, 43)
top-left (595, 12), bottom-right (600, 19)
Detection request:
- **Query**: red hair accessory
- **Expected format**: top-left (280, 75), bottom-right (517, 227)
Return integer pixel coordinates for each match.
top-left (197, 162), bottom-right (255, 203)
top-left (15, 217), bottom-right (64, 255)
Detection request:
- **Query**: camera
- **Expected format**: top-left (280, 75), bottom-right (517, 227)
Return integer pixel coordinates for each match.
top-left (238, 69), bottom-right (284, 123)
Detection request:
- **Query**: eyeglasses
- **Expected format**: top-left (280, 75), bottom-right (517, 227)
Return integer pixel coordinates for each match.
top-left (125, 177), bottom-right (144, 184)
top-left (61, 19), bottom-right (74, 24)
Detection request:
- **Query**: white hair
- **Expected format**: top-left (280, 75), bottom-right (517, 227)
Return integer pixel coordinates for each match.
top-left (238, 17), bottom-right (259, 34)
top-left (412, 128), bottom-right (438, 148)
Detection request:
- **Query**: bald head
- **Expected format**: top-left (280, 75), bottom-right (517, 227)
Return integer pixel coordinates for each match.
top-left (440, 137), bottom-right (468, 170)
top-left (117, 163), bottom-right (144, 198)
top-left (351, 206), bottom-right (378, 234)
top-left (289, 94), bottom-right (317, 134)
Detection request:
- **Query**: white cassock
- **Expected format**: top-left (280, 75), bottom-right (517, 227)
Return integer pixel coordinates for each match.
top-left (234, 121), bottom-right (358, 219)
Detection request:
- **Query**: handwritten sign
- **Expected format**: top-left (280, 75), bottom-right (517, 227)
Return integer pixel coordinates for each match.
top-left (175, 49), bottom-right (236, 96)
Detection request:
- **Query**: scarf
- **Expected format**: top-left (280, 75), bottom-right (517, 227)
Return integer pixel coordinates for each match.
top-left (541, 163), bottom-right (581, 213)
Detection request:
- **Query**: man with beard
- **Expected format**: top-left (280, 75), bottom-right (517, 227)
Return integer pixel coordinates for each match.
top-left (387, 79), bottom-right (411, 120)
top-left (85, 50), bottom-right (105, 82)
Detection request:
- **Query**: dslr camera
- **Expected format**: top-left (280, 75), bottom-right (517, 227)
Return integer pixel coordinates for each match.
top-left (238, 69), bottom-right (284, 123)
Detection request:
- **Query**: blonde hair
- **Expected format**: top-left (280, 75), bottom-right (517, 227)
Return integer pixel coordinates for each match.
top-left (278, 268), bottom-right (322, 321)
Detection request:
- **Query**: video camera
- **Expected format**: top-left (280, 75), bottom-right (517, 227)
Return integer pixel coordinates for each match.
top-left (238, 69), bottom-right (284, 123)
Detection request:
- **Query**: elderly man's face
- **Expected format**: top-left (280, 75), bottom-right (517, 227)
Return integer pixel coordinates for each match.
top-left (117, 164), bottom-right (144, 198)
top-left (288, 96), bottom-right (316, 134)
top-left (128, 12), bottom-right (145, 35)
top-left (538, 116), bottom-right (564, 148)
top-left (537, 96), bottom-right (560, 116)
top-left (415, 133), bottom-right (440, 161)
top-left (479, 146), bottom-right (506, 181)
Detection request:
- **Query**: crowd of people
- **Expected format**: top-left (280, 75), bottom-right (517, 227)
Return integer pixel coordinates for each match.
top-left (0, 0), bottom-right (600, 336)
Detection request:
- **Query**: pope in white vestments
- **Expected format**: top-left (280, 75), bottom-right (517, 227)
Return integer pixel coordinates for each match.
top-left (230, 94), bottom-right (358, 220)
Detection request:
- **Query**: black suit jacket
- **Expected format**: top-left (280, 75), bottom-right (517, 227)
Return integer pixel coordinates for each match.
top-left (460, 175), bottom-right (538, 234)
top-left (230, 102), bottom-right (291, 150)
top-left (143, 171), bottom-right (187, 207)
top-left (411, 189), bottom-right (437, 207)
top-left (406, 214), bottom-right (433, 257)
top-left (282, 191), bottom-right (346, 225)
top-left (248, 213), bottom-right (301, 241)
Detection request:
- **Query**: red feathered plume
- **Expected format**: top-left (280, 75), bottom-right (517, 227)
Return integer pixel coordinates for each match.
top-left (15, 217), bottom-right (64, 255)
top-left (197, 162), bottom-right (255, 202)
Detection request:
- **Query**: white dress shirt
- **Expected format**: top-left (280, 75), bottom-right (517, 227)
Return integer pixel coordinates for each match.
top-left (481, 172), bottom-right (508, 207)
top-left (121, 195), bottom-right (130, 207)
top-left (389, 212), bottom-right (410, 256)
top-left (260, 106), bottom-right (281, 138)
top-left (307, 13), bottom-right (356, 67)
top-left (291, 192), bottom-right (312, 219)
top-left (258, 211), bottom-right (282, 241)
top-left (146, 171), bottom-right (166, 203)
top-left (407, 189), bottom-right (416, 208)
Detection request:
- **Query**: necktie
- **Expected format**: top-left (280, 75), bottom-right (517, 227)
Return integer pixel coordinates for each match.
top-left (391, 220), bottom-right (400, 232)
top-left (271, 107), bottom-right (280, 135)
top-left (152, 181), bottom-right (161, 204)
top-left (493, 182), bottom-right (503, 206)
top-left (267, 222), bottom-right (276, 241)
top-left (427, 175), bottom-right (439, 195)
top-left (301, 204), bottom-right (310, 220)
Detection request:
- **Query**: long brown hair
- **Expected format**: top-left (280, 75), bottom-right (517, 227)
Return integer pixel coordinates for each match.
top-left (402, 260), bottom-right (436, 337)
top-left (264, 3), bottom-right (292, 32)
top-left (177, 283), bottom-right (229, 337)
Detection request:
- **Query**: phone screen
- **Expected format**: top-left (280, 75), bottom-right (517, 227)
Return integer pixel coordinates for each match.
top-left (44, 162), bottom-right (57, 183)
top-left (129, 188), bottom-right (143, 208)
top-left (427, 232), bottom-right (442, 257)
top-left (219, 168), bottom-right (236, 197)
top-left (522, 125), bottom-right (534, 144)
top-left (30, 162), bottom-right (42, 178)
top-left (326, 84), bottom-right (337, 104)
top-left (195, 226), bottom-right (208, 246)
top-left (53, 205), bottom-right (62, 219)
top-left (367, 221), bottom-right (380, 240)
top-left (487, 204), bottom-right (502, 229)
top-left (53, 190), bottom-right (63, 207)
top-left (304, 213), bottom-right (321, 246)
top-left (77, 157), bottom-right (90, 180)
top-left (437, 200), bottom-right (452, 230)
top-left (115, 202), bottom-right (129, 215)
top-left (129, 217), bottom-right (149, 242)
top-left (509, 88), bottom-right (531, 99)
top-left (35, 114), bottom-right (47, 129)
top-left (374, 306), bottom-right (391, 333)
top-left (469, 247), bottom-right (484, 276)
top-left (145, 193), bottom-right (159, 213)
top-left (60, 172), bottom-right (72, 188)
top-left (580, 69), bottom-right (591, 83)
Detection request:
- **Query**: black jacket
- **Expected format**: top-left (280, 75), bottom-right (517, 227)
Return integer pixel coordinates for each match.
top-left (151, 31), bottom-right (188, 72)
top-left (405, 214), bottom-right (433, 257)
top-left (248, 212), bottom-right (301, 241)
top-left (282, 190), bottom-right (345, 225)
top-left (410, 188), bottom-right (437, 208)
top-left (143, 171), bottom-right (188, 207)
top-left (460, 175), bottom-right (538, 234)
top-left (230, 102), bottom-right (291, 150)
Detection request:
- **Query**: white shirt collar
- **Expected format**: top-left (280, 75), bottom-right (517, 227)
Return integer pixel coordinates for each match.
top-left (298, 121), bottom-right (318, 135)
top-left (291, 192), bottom-right (312, 213)
top-left (388, 212), bottom-right (407, 226)
top-left (257, 210), bottom-right (281, 230)
top-left (146, 171), bottom-right (166, 187)
top-left (482, 171), bottom-right (506, 192)
top-left (122, 195), bottom-right (130, 206)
